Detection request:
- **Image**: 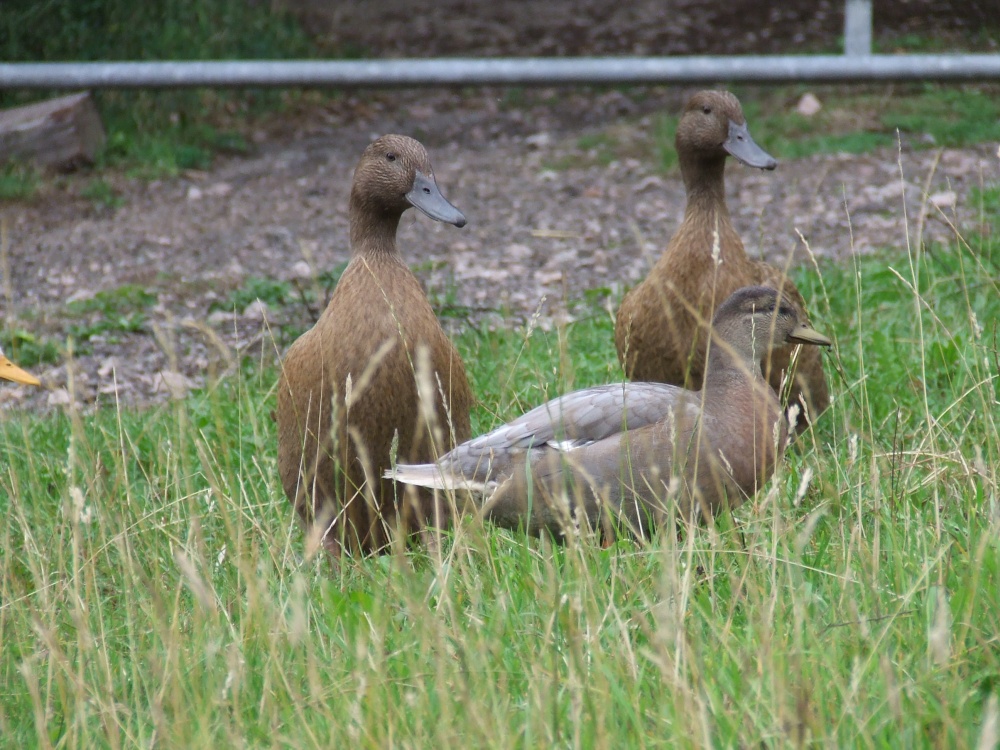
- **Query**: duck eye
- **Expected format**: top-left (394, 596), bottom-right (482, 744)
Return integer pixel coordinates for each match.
top-left (386, 152), bottom-right (397, 162)
top-left (702, 106), bottom-right (711, 114)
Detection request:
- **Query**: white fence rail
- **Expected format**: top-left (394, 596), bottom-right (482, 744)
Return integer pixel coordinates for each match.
top-left (2, 55), bottom-right (999, 89)
top-left (2, 1), bottom-right (997, 90)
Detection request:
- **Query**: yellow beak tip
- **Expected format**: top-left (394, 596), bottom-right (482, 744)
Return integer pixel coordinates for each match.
top-left (0, 356), bottom-right (42, 387)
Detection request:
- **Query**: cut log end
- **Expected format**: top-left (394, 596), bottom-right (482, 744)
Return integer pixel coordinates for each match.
top-left (0, 91), bottom-right (106, 171)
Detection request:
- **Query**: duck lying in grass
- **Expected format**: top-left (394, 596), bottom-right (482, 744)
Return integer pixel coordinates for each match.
top-left (277, 135), bottom-right (473, 558)
top-left (0, 345), bottom-right (40, 386)
top-left (389, 286), bottom-right (831, 541)
top-left (615, 90), bottom-right (829, 427)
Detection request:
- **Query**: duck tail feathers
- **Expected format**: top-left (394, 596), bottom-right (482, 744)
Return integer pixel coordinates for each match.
top-left (385, 463), bottom-right (489, 493)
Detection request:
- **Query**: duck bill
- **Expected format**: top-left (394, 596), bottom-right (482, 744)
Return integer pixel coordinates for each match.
top-left (0, 355), bottom-right (41, 386)
top-left (787, 325), bottom-right (832, 347)
top-left (724, 120), bottom-right (777, 170)
top-left (406, 170), bottom-right (467, 227)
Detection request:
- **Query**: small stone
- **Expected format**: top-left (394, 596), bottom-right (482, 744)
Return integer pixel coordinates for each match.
top-left (290, 260), bottom-right (313, 280)
top-left (525, 132), bottom-right (552, 149)
top-left (796, 93), bottom-right (822, 117)
top-left (0, 388), bottom-right (30, 405)
top-left (47, 388), bottom-right (72, 407)
top-left (929, 190), bottom-right (957, 209)
top-left (97, 357), bottom-right (119, 379)
top-left (242, 300), bottom-right (270, 322)
top-left (66, 288), bottom-right (94, 304)
top-left (225, 260), bottom-right (246, 280)
top-left (153, 370), bottom-right (196, 399)
top-left (186, 186), bottom-right (203, 201)
top-left (633, 175), bottom-right (665, 193)
top-left (505, 243), bottom-right (533, 261)
top-left (206, 182), bottom-right (232, 197)
top-left (409, 104), bottom-right (434, 120)
top-left (535, 270), bottom-right (563, 285)
top-left (477, 268), bottom-right (511, 282)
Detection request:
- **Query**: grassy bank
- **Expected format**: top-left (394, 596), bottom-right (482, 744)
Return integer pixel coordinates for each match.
top-left (2, 203), bottom-right (999, 745)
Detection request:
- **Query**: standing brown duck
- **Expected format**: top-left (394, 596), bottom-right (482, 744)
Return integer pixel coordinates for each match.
top-left (277, 135), bottom-right (473, 557)
top-left (615, 90), bottom-right (829, 425)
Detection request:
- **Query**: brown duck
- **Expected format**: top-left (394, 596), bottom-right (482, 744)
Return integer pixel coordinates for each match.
top-left (615, 90), bottom-right (829, 426)
top-left (277, 134), bottom-right (473, 557)
top-left (390, 286), bottom-right (831, 540)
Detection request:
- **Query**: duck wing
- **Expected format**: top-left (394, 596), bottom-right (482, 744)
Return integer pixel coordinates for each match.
top-left (482, 406), bottom-right (724, 537)
top-left (389, 381), bottom-right (701, 491)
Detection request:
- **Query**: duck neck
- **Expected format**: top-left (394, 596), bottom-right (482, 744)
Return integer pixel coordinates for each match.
top-left (680, 153), bottom-right (730, 224)
top-left (349, 198), bottom-right (403, 258)
top-left (702, 343), bottom-right (760, 394)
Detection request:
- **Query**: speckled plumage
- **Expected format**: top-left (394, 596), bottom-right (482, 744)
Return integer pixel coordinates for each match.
top-left (277, 135), bottom-right (472, 557)
top-left (615, 90), bottom-right (829, 426)
top-left (391, 286), bottom-right (831, 541)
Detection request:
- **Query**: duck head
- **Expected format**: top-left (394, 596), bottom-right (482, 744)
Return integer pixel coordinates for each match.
top-left (711, 286), bottom-right (831, 367)
top-left (350, 134), bottom-right (466, 227)
top-left (0, 345), bottom-right (40, 386)
top-left (676, 91), bottom-right (777, 171)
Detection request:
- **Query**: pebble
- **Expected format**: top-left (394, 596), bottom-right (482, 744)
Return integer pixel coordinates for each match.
top-left (796, 93), bottom-right (822, 117)
top-left (47, 388), bottom-right (72, 407)
top-left (153, 370), bottom-right (197, 399)
top-left (290, 260), bottom-right (313, 279)
top-left (242, 300), bottom-right (271, 323)
top-left (525, 132), bottom-right (553, 149)
top-left (929, 190), bottom-right (958, 209)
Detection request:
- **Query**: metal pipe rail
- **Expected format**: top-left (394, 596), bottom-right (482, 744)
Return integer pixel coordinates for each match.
top-left (2, 55), bottom-right (999, 90)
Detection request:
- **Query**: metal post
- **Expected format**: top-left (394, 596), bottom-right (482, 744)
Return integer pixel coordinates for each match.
top-left (844, 0), bottom-right (873, 56)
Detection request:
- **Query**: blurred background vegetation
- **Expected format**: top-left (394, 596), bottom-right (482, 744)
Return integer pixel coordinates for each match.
top-left (0, 0), bottom-right (323, 174)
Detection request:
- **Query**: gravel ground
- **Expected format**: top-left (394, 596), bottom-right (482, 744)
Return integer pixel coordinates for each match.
top-left (2, 0), bottom-right (999, 410)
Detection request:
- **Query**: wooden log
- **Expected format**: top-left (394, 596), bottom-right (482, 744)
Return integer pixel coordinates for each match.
top-left (0, 92), bottom-right (106, 171)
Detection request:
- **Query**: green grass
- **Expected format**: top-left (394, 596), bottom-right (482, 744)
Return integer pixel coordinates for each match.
top-left (875, 30), bottom-right (1000, 54)
top-left (3, 193), bottom-right (1000, 745)
top-left (64, 284), bottom-right (157, 342)
top-left (654, 84), bottom-right (1000, 168)
top-left (971, 185), bottom-right (1000, 237)
top-left (212, 276), bottom-right (295, 315)
top-left (0, 329), bottom-right (60, 368)
top-left (80, 178), bottom-right (123, 210)
top-left (575, 133), bottom-right (619, 167)
top-left (0, 163), bottom-right (40, 202)
top-left (0, 0), bottom-right (318, 176)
